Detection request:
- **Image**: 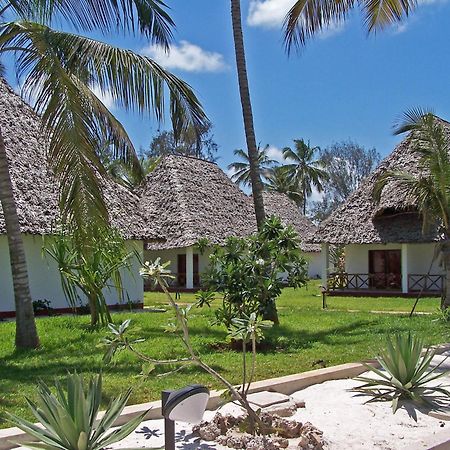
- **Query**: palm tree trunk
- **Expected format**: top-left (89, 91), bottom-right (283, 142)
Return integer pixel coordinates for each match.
top-left (230, 0), bottom-right (265, 229)
top-left (441, 240), bottom-right (450, 309)
top-left (0, 126), bottom-right (39, 348)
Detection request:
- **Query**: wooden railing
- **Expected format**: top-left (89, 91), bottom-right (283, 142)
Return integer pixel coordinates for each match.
top-left (328, 272), bottom-right (444, 293)
top-left (408, 274), bottom-right (443, 292)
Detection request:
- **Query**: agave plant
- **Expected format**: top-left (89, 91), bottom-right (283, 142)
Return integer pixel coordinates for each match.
top-left (353, 333), bottom-right (450, 413)
top-left (6, 372), bottom-right (146, 450)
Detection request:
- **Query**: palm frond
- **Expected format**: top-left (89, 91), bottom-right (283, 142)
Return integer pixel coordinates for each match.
top-left (4, 0), bottom-right (174, 48)
top-left (0, 21), bottom-right (207, 232)
top-left (393, 107), bottom-right (434, 135)
top-left (283, 0), bottom-right (416, 52)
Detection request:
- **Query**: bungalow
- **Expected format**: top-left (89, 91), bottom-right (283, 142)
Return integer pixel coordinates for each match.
top-left (0, 76), bottom-right (320, 316)
top-left (314, 130), bottom-right (446, 297)
top-left (0, 78), bottom-right (148, 317)
top-left (139, 155), bottom-right (321, 290)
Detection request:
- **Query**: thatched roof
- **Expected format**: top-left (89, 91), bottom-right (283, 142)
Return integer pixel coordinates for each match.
top-left (314, 125), bottom-right (448, 245)
top-left (260, 191), bottom-right (320, 252)
top-left (0, 78), bottom-right (155, 240)
top-left (141, 155), bottom-right (320, 252)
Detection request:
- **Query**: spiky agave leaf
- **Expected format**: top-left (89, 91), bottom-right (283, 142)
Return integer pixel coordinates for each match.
top-left (6, 373), bottom-right (147, 450)
top-left (353, 333), bottom-right (450, 415)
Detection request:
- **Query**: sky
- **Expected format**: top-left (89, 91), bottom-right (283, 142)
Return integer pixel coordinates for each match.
top-left (5, 0), bottom-right (450, 175)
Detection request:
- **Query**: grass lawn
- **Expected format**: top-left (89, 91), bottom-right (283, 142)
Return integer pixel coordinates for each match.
top-left (0, 281), bottom-right (447, 429)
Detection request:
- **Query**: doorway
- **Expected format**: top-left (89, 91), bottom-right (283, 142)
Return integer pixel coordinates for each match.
top-left (368, 249), bottom-right (401, 290)
top-left (177, 253), bottom-right (199, 287)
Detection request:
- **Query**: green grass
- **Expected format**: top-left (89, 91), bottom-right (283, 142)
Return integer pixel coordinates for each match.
top-left (0, 282), bottom-right (447, 429)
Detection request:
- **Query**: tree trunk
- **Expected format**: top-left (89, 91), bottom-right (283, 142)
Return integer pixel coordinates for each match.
top-left (0, 126), bottom-right (39, 348)
top-left (230, 0), bottom-right (265, 229)
top-left (441, 240), bottom-right (450, 309)
top-left (87, 292), bottom-right (99, 327)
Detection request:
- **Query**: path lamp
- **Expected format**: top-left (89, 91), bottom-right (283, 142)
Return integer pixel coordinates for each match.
top-left (161, 384), bottom-right (210, 450)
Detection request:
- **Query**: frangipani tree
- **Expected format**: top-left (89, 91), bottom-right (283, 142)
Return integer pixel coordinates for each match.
top-left (0, 0), bottom-right (207, 348)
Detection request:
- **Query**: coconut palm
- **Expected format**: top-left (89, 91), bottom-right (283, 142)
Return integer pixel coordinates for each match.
top-left (228, 145), bottom-right (276, 187)
top-left (283, 139), bottom-right (329, 215)
top-left (284, 0), bottom-right (416, 51)
top-left (265, 165), bottom-right (303, 207)
top-left (230, 0), bottom-right (266, 229)
top-left (373, 110), bottom-right (450, 308)
top-left (0, 0), bottom-right (207, 348)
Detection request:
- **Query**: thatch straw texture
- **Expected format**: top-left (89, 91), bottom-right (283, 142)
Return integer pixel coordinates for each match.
top-left (0, 78), bottom-right (155, 240)
top-left (314, 130), bottom-right (446, 245)
top-left (141, 155), bottom-right (320, 252)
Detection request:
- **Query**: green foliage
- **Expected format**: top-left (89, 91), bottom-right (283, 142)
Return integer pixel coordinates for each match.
top-left (46, 227), bottom-right (134, 326)
top-left (196, 237), bottom-right (210, 255)
top-left (201, 216), bottom-right (308, 328)
top-left (5, 372), bottom-right (146, 450)
top-left (354, 333), bottom-right (450, 414)
top-left (195, 290), bottom-right (215, 308)
top-left (282, 139), bottom-right (329, 214)
top-left (228, 145), bottom-right (276, 187)
top-left (265, 165), bottom-right (303, 207)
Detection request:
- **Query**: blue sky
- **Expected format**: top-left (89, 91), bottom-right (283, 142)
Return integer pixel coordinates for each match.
top-left (5, 0), bottom-right (450, 174)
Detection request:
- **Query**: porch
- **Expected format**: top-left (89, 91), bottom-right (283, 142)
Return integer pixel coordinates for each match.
top-left (326, 272), bottom-right (444, 297)
top-left (321, 242), bottom-right (445, 297)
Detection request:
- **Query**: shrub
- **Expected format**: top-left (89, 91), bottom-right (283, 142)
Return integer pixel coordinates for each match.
top-left (6, 372), bottom-right (146, 450)
top-left (353, 333), bottom-right (450, 414)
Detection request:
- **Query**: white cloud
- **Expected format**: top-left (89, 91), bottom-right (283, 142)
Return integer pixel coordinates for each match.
top-left (247, 0), bottom-right (345, 38)
top-left (265, 145), bottom-right (285, 162)
top-left (90, 85), bottom-right (115, 110)
top-left (247, 0), bottom-right (295, 28)
top-left (141, 41), bottom-right (228, 73)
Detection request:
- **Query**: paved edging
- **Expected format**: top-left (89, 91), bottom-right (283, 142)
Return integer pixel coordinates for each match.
top-left (1, 343), bottom-right (449, 450)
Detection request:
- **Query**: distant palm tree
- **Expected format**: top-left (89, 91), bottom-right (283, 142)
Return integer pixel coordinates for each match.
top-left (373, 110), bottom-right (450, 308)
top-left (283, 139), bottom-right (329, 215)
top-left (284, 0), bottom-right (415, 51)
top-left (265, 166), bottom-right (303, 207)
top-left (230, 0), bottom-right (266, 228)
top-left (0, 0), bottom-right (206, 348)
top-left (228, 145), bottom-right (276, 187)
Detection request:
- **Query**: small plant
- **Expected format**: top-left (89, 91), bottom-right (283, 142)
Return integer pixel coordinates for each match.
top-left (201, 216), bottom-right (308, 327)
top-left (353, 333), bottom-right (450, 414)
top-left (6, 372), bottom-right (146, 450)
top-left (195, 290), bottom-right (215, 308)
top-left (104, 258), bottom-right (269, 436)
top-left (32, 299), bottom-right (55, 315)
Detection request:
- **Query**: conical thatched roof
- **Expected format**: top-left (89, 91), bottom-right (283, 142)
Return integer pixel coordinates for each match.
top-left (141, 155), bottom-right (320, 252)
top-left (0, 78), bottom-right (155, 240)
top-left (261, 191), bottom-right (320, 252)
top-left (314, 124), bottom-right (449, 245)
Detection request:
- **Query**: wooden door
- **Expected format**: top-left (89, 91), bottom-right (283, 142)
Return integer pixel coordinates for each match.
top-left (369, 250), bottom-right (401, 289)
top-left (177, 254), bottom-right (186, 287)
top-left (193, 254), bottom-right (200, 287)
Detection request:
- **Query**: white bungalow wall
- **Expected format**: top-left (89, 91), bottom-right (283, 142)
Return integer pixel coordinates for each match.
top-left (145, 247), bottom-right (322, 285)
top-left (0, 234), bottom-right (143, 313)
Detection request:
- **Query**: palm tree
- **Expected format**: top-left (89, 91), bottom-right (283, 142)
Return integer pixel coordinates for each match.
top-left (373, 110), bottom-right (450, 308)
top-left (284, 0), bottom-right (416, 51)
top-left (228, 145), bottom-right (276, 187)
top-left (0, 0), bottom-right (207, 348)
top-left (230, 0), bottom-right (266, 229)
top-left (265, 165), bottom-right (303, 207)
top-left (283, 139), bottom-right (329, 215)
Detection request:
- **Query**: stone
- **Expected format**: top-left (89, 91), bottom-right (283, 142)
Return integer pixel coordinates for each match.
top-left (247, 391), bottom-right (291, 408)
top-left (273, 417), bottom-right (303, 438)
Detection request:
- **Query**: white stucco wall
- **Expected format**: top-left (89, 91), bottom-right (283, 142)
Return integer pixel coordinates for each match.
top-left (304, 251), bottom-right (322, 279)
top-left (344, 243), bottom-right (444, 275)
top-left (0, 235), bottom-right (143, 313)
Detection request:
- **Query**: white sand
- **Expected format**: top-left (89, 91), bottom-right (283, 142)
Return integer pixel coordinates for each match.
top-left (111, 352), bottom-right (450, 450)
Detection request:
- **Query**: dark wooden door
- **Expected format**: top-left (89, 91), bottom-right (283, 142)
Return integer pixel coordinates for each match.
top-left (177, 254), bottom-right (186, 287)
top-left (193, 254), bottom-right (199, 287)
top-left (369, 250), bottom-right (401, 289)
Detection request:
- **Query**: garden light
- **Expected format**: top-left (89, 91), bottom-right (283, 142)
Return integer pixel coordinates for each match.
top-left (162, 384), bottom-right (210, 450)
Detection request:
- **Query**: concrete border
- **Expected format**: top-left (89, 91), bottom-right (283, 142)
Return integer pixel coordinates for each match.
top-left (1, 343), bottom-right (449, 450)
